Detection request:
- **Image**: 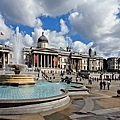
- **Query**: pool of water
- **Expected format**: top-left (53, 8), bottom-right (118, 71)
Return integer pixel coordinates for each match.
top-left (0, 81), bottom-right (79, 100)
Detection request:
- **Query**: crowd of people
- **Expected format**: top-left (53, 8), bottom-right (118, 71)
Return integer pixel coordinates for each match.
top-left (87, 77), bottom-right (111, 90)
top-left (99, 80), bottom-right (111, 90)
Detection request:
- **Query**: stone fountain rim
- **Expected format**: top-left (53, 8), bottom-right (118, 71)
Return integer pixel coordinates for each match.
top-left (0, 74), bottom-right (34, 77)
top-left (8, 64), bottom-right (27, 68)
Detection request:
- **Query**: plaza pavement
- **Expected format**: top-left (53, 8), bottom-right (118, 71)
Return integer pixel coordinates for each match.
top-left (0, 78), bottom-right (120, 120)
top-left (68, 79), bottom-right (120, 120)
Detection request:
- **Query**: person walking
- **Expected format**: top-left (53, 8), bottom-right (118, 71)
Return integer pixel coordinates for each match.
top-left (107, 80), bottom-right (110, 90)
top-left (102, 80), bottom-right (106, 90)
top-left (88, 77), bottom-right (92, 84)
top-left (99, 80), bottom-right (103, 90)
top-left (76, 77), bottom-right (78, 83)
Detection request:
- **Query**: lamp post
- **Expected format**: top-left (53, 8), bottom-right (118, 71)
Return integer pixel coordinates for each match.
top-left (100, 72), bottom-right (103, 80)
top-left (112, 73), bottom-right (114, 80)
top-left (88, 71), bottom-right (90, 79)
top-left (68, 52), bottom-right (72, 72)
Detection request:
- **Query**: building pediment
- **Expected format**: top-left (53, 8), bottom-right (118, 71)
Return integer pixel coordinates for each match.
top-left (33, 47), bottom-right (59, 54)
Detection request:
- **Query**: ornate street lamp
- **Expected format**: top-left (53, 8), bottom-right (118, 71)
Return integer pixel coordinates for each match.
top-left (68, 52), bottom-right (72, 72)
top-left (100, 72), bottom-right (103, 80)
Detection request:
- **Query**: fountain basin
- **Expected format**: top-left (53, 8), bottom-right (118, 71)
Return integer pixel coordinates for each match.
top-left (0, 89), bottom-right (70, 115)
top-left (0, 74), bottom-right (35, 86)
top-left (0, 81), bottom-right (88, 115)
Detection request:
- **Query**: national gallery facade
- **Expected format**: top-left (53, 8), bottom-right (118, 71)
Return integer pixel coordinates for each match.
top-left (0, 32), bottom-right (103, 73)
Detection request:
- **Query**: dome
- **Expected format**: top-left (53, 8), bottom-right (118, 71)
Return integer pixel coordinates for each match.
top-left (38, 32), bottom-right (48, 43)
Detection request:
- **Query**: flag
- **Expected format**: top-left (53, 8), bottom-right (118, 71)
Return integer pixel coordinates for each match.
top-left (0, 32), bottom-right (4, 36)
top-left (34, 54), bottom-right (38, 63)
top-left (53, 56), bottom-right (58, 65)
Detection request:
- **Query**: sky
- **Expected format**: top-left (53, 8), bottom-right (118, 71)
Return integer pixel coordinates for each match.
top-left (0, 0), bottom-right (120, 59)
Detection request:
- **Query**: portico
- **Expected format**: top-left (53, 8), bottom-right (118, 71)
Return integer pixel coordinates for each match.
top-left (32, 52), bottom-right (59, 69)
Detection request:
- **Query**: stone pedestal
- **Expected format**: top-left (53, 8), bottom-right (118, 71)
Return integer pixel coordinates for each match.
top-left (0, 74), bottom-right (35, 86)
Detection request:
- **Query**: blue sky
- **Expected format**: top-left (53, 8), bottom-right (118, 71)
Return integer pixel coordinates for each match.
top-left (40, 15), bottom-right (91, 44)
top-left (0, 0), bottom-right (120, 58)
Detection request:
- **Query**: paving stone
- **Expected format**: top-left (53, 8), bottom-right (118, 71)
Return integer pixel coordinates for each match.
top-left (44, 112), bottom-right (72, 120)
top-left (20, 114), bottom-right (45, 120)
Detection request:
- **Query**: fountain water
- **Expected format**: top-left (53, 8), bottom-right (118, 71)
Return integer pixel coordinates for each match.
top-left (0, 27), bottom-right (35, 86)
top-left (0, 27), bottom-right (71, 115)
top-left (0, 28), bottom-right (88, 115)
top-left (13, 27), bottom-right (22, 64)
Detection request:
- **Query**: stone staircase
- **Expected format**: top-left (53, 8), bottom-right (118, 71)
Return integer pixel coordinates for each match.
top-left (44, 72), bottom-right (77, 82)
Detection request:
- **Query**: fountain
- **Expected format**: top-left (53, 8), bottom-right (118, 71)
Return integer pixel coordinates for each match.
top-left (0, 28), bottom-right (89, 115)
top-left (0, 27), bottom-right (71, 115)
top-left (0, 27), bottom-right (35, 86)
top-left (0, 64), bottom-right (35, 86)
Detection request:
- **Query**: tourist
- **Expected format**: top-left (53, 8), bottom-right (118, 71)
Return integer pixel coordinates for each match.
top-left (117, 89), bottom-right (120, 97)
top-left (89, 77), bottom-right (92, 84)
top-left (76, 77), bottom-right (78, 83)
top-left (107, 80), bottom-right (110, 90)
top-left (102, 80), bottom-right (106, 90)
top-left (53, 76), bottom-right (55, 81)
top-left (97, 78), bottom-right (99, 82)
top-left (79, 77), bottom-right (82, 81)
top-left (99, 80), bottom-right (103, 90)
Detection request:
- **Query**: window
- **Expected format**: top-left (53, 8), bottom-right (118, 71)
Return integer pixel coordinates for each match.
top-left (84, 66), bottom-right (86, 70)
top-left (64, 65), bottom-right (66, 69)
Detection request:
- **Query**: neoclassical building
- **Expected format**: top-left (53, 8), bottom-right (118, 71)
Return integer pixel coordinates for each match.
top-left (23, 32), bottom-right (103, 73)
top-left (0, 32), bottom-right (103, 73)
top-left (0, 44), bottom-right (10, 69)
top-left (107, 57), bottom-right (120, 72)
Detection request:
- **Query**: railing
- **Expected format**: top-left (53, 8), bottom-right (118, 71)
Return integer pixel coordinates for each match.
top-left (41, 71), bottom-right (49, 80)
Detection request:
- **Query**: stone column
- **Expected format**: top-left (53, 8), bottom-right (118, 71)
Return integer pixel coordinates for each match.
top-left (35, 55), bottom-right (38, 67)
top-left (47, 55), bottom-right (49, 68)
top-left (3, 52), bottom-right (5, 69)
top-left (7, 53), bottom-right (9, 64)
top-left (51, 55), bottom-right (52, 68)
top-left (59, 57), bottom-right (61, 68)
top-left (37, 54), bottom-right (39, 67)
top-left (54, 56), bottom-right (55, 68)
top-left (72, 59), bottom-right (74, 69)
top-left (33, 54), bottom-right (35, 67)
top-left (44, 54), bottom-right (45, 68)
top-left (41, 54), bottom-right (42, 68)
top-left (71, 59), bottom-right (72, 69)
top-left (57, 56), bottom-right (58, 68)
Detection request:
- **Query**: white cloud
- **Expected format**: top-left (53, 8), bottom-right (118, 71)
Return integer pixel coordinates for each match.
top-left (73, 41), bottom-right (93, 53)
top-left (32, 28), bottom-right (44, 46)
top-left (0, 14), bottom-right (13, 40)
top-left (24, 34), bottom-right (34, 47)
top-left (60, 19), bottom-right (69, 35)
top-left (0, 0), bottom-right (80, 27)
top-left (4, 27), bottom-right (34, 49)
top-left (31, 28), bottom-right (68, 49)
top-left (0, 0), bottom-right (78, 27)
top-left (36, 0), bottom-right (80, 16)
top-left (0, 0), bottom-right (42, 27)
top-left (46, 30), bottom-right (67, 49)
top-left (69, 0), bottom-right (120, 57)
top-left (0, 0), bottom-right (120, 58)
